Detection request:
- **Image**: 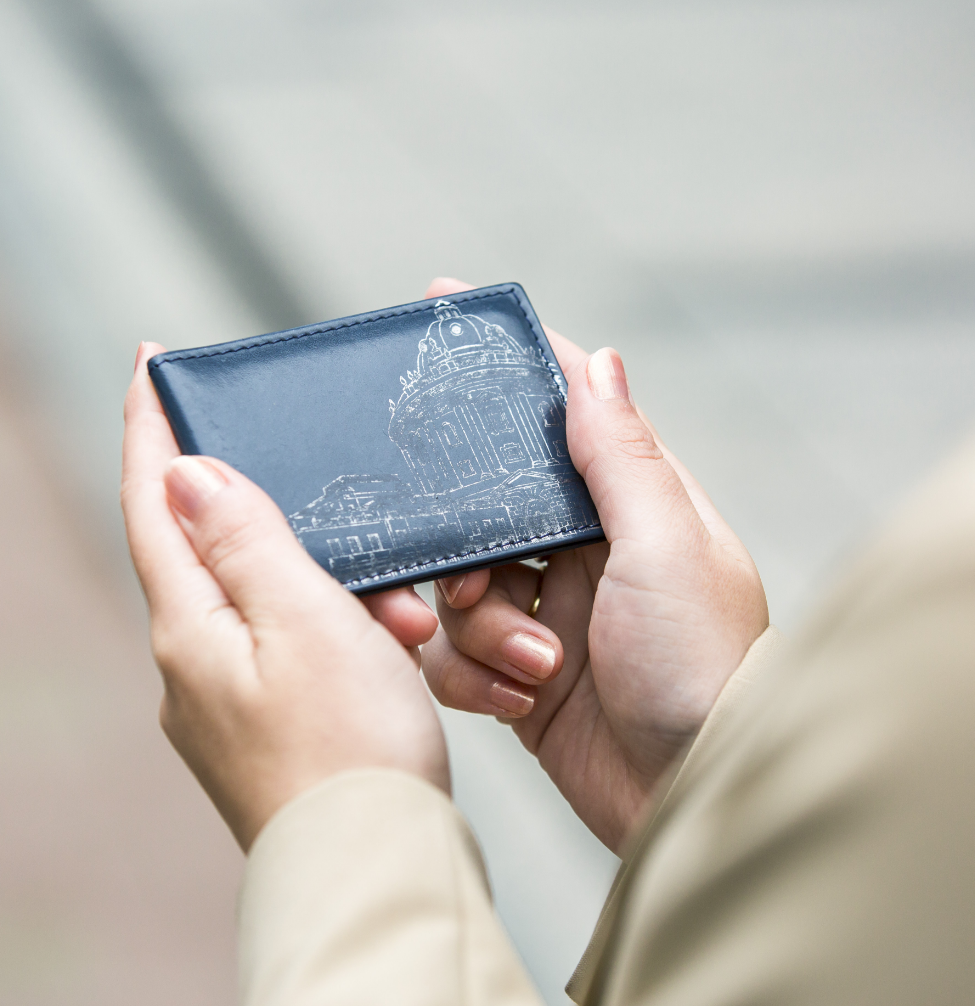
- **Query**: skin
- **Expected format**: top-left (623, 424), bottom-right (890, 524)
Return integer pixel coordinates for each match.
top-left (423, 278), bottom-right (769, 853)
top-left (121, 278), bottom-right (767, 856)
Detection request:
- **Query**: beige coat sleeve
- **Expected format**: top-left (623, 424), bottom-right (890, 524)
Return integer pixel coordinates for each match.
top-left (237, 769), bottom-right (544, 1006)
top-left (566, 624), bottom-right (784, 1001)
top-left (568, 434), bottom-right (975, 1006)
top-left (236, 629), bottom-right (784, 1006)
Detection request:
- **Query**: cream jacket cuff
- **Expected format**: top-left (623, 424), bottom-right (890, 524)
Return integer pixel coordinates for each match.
top-left (238, 768), bottom-right (542, 1006)
top-left (565, 623), bottom-right (784, 1004)
top-left (237, 627), bottom-right (783, 1006)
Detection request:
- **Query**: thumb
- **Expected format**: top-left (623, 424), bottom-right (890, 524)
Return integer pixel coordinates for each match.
top-left (566, 348), bottom-right (704, 548)
top-left (164, 455), bottom-right (364, 626)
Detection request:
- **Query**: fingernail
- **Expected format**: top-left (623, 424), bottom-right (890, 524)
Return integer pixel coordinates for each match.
top-left (438, 574), bottom-right (467, 605)
top-left (502, 632), bottom-right (557, 680)
top-left (490, 680), bottom-right (535, 717)
top-left (134, 341), bottom-right (148, 374)
top-left (166, 456), bottom-right (229, 520)
top-left (587, 348), bottom-right (629, 401)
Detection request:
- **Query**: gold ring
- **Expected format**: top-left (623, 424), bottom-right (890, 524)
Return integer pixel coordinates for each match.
top-left (528, 561), bottom-right (548, 618)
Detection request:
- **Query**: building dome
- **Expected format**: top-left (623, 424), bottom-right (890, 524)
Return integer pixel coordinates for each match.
top-left (418, 299), bottom-right (523, 358)
top-left (387, 300), bottom-right (570, 496)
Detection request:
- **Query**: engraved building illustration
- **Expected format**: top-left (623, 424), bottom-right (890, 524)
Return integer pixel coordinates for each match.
top-left (288, 299), bottom-right (597, 583)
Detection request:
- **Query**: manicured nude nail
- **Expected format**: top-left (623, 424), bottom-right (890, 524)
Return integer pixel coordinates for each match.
top-left (502, 632), bottom-right (557, 680)
top-left (134, 341), bottom-right (148, 374)
top-left (166, 456), bottom-right (229, 520)
top-left (490, 681), bottom-right (535, 717)
top-left (438, 574), bottom-right (467, 605)
top-left (587, 348), bottom-right (629, 401)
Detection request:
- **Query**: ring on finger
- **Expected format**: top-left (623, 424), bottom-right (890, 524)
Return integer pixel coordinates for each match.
top-left (528, 561), bottom-right (548, 618)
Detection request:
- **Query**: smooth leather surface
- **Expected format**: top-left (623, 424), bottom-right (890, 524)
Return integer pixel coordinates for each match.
top-left (149, 283), bottom-right (603, 593)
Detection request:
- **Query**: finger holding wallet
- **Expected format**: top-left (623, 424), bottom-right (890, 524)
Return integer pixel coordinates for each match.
top-left (423, 278), bottom-right (769, 854)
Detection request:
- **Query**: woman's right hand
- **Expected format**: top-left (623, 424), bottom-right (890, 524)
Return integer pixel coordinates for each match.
top-left (421, 278), bottom-right (769, 854)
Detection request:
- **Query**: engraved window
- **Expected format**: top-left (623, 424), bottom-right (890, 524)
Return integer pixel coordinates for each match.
top-left (347, 535), bottom-right (363, 554)
top-left (481, 398), bottom-right (514, 434)
top-left (538, 401), bottom-right (561, 427)
top-left (482, 520), bottom-right (492, 531)
top-left (366, 533), bottom-right (383, 552)
top-left (501, 442), bottom-right (525, 464)
top-left (458, 459), bottom-right (476, 478)
top-left (327, 538), bottom-right (343, 557)
top-left (442, 421), bottom-right (462, 446)
top-left (554, 440), bottom-right (569, 458)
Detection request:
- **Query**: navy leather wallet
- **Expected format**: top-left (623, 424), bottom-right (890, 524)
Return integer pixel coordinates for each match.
top-left (148, 283), bottom-right (604, 594)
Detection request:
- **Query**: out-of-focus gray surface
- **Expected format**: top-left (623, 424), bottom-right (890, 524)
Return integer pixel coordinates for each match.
top-left (0, 1), bottom-right (973, 1003)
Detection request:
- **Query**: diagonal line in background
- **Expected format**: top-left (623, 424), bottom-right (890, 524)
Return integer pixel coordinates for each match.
top-left (22, 0), bottom-right (316, 334)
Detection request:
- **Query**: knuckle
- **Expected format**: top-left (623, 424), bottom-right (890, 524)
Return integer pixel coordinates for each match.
top-left (157, 687), bottom-right (191, 751)
top-left (604, 419), bottom-right (664, 463)
top-left (450, 585), bottom-right (516, 657)
top-left (437, 660), bottom-right (463, 706)
top-left (435, 601), bottom-right (467, 643)
top-left (454, 613), bottom-right (486, 656)
top-left (200, 513), bottom-right (258, 573)
top-left (423, 639), bottom-right (472, 710)
top-left (455, 614), bottom-right (503, 664)
top-left (420, 631), bottom-right (450, 691)
top-left (423, 639), bottom-right (512, 717)
top-left (439, 657), bottom-right (477, 710)
top-left (158, 688), bottom-right (196, 759)
top-left (149, 620), bottom-right (186, 682)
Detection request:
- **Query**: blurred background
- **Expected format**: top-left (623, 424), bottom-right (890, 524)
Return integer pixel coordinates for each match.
top-left (0, 0), bottom-right (973, 1003)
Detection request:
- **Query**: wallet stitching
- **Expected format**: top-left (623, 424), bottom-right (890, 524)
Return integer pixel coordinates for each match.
top-left (148, 287), bottom-right (567, 412)
top-left (340, 523), bottom-right (602, 588)
top-left (149, 286), bottom-right (555, 371)
top-left (151, 285), bottom-right (600, 574)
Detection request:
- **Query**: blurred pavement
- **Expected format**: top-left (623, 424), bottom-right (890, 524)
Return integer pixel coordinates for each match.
top-left (0, 1), bottom-right (973, 1003)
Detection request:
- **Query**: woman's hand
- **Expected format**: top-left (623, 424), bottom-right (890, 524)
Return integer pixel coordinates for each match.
top-left (122, 343), bottom-right (446, 851)
top-left (421, 279), bottom-right (769, 854)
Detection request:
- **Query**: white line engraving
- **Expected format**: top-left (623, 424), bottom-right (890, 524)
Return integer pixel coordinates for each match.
top-left (288, 299), bottom-right (596, 582)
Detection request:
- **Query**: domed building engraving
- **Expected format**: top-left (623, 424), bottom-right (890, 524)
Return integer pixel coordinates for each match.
top-left (288, 299), bottom-right (597, 585)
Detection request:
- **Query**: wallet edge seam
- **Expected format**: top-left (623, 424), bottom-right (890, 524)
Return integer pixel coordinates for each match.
top-left (341, 524), bottom-right (605, 590)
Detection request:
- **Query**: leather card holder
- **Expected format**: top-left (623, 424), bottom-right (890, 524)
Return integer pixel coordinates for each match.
top-left (148, 283), bottom-right (604, 594)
